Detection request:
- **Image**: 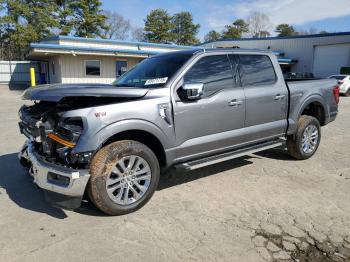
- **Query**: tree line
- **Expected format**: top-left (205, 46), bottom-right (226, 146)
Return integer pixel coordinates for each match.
top-left (204, 12), bottom-right (329, 42)
top-left (0, 0), bottom-right (329, 60)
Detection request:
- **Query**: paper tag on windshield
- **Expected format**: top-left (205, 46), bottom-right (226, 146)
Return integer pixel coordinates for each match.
top-left (145, 77), bottom-right (168, 86)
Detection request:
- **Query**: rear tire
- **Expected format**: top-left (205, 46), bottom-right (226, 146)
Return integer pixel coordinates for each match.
top-left (345, 89), bottom-right (350, 97)
top-left (88, 140), bottom-right (160, 216)
top-left (287, 115), bottom-right (321, 160)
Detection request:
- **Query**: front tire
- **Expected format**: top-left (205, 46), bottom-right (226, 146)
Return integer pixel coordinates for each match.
top-left (88, 140), bottom-right (160, 216)
top-left (287, 115), bottom-right (321, 160)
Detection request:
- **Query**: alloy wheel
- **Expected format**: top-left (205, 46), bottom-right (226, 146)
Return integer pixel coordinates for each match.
top-left (106, 155), bottom-right (152, 205)
top-left (301, 124), bottom-right (319, 154)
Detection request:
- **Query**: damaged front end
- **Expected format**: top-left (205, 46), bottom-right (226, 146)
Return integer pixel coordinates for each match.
top-left (18, 101), bottom-right (92, 210)
top-left (19, 100), bottom-right (93, 168)
top-left (18, 84), bottom-right (149, 210)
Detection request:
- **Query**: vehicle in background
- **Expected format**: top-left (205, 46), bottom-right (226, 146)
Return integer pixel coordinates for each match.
top-left (284, 72), bottom-right (315, 80)
top-left (18, 49), bottom-right (339, 215)
top-left (329, 75), bottom-right (350, 96)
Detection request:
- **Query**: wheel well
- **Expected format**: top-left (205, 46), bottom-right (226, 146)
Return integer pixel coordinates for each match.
top-left (102, 130), bottom-right (167, 168)
top-left (301, 102), bottom-right (326, 126)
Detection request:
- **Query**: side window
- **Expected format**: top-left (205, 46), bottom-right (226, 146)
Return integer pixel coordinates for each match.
top-left (183, 55), bottom-right (234, 96)
top-left (238, 55), bottom-right (276, 86)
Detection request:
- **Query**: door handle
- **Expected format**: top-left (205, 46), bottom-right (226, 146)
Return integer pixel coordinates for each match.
top-left (228, 99), bottom-right (243, 107)
top-left (274, 94), bottom-right (286, 100)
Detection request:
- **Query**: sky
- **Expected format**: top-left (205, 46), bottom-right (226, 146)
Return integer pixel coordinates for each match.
top-left (102, 0), bottom-right (350, 40)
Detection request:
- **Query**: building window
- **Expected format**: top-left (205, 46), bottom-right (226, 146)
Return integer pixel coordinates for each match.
top-left (85, 60), bottom-right (101, 76)
top-left (116, 60), bottom-right (128, 78)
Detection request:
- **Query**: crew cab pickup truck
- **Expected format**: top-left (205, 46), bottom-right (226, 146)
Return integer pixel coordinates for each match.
top-left (18, 49), bottom-right (339, 215)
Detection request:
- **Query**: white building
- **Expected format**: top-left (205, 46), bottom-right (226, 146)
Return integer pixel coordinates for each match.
top-left (201, 32), bottom-right (350, 77)
top-left (27, 32), bottom-right (350, 85)
top-left (28, 36), bottom-right (196, 84)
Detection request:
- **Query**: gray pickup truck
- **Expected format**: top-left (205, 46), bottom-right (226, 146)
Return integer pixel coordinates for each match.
top-left (18, 49), bottom-right (339, 215)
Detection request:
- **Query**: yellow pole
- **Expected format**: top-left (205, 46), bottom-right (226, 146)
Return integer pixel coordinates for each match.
top-left (30, 67), bottom-right (36, 87)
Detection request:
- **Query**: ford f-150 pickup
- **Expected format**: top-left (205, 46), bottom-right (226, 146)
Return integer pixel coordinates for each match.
top-left (18, 49), bottom-right (339, 215)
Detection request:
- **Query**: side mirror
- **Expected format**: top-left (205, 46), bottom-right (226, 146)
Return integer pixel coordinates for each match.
top-left (178, 83), bottom-right (204, 100)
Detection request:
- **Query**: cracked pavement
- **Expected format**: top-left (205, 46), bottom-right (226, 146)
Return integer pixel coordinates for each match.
top-left (0, 87), bottom-right (349, 261)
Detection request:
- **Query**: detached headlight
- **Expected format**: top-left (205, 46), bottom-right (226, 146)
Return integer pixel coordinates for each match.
top-left (57, 117), bottom-right (84, 143)
top-left (47, 117), bottom-right (84, 148)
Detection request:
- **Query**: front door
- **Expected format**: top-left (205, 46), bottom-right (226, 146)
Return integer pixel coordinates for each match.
top-left (172, 54), bottom-right (246, 161)
top-left (116, 60), bottom-right (128, 78)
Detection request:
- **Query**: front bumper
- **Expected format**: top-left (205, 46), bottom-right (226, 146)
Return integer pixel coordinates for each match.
top-left (18, 140), bottom-right (90, 210)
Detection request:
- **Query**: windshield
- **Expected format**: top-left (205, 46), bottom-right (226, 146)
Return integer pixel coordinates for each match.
top-left (114, 52), bottom-right (193, 88)
top-left (330, 75), bottom-right (345, 80)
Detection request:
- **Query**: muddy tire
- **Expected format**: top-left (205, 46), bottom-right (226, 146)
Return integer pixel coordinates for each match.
top-left (88, 140), bottom-right (160, 216)
top-left (287, 115), bottom-right (321, 160)
top-left (345, 89), bottom-right (350, 97)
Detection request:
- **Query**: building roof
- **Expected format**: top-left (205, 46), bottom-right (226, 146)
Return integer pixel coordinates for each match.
top-left (201, 31), bottom-right (350, 45)
top-left (29, 43), bottom-right (161, 57)
top-left (28, 35), bottom-right (197, 59)
top-left (42, 35), bottom-right (196, 50)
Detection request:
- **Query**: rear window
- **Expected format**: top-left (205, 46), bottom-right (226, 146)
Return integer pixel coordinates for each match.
top-left (238, 55), bottom-right (277, 86)
top-left (330, 75), bottom-right (346, 80)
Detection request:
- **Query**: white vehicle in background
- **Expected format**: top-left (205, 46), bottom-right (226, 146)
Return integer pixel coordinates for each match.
top-left (329, 75), bottom-right (350, 96)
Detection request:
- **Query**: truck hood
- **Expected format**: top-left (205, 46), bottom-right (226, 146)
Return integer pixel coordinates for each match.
top-left (22, 83), bottom-right (149, 102)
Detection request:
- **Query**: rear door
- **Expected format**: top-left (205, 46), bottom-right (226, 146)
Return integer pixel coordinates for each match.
top-left (172, 54), bottom-right (246, 161)
top-left (234, 54), bottom-right (288, 141)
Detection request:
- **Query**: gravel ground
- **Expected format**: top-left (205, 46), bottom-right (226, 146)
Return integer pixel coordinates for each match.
top-left (0, 87), bottom-right (349, 262)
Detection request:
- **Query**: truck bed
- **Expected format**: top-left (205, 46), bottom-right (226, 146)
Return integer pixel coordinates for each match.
top-left (286, 78), bottom-right (338, 134)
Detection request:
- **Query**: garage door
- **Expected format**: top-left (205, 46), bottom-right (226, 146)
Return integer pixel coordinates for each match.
top-left (313, 44), bottom-right (350, 77)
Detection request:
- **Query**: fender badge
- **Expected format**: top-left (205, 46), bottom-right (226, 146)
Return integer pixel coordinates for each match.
top-left (95, 112), bottom-right (106, 118)
top-left (158, 103), bottom-right (171, 125)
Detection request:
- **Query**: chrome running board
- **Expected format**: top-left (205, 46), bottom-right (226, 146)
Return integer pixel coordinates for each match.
top-left (175, 139), bottom-right (285, 171)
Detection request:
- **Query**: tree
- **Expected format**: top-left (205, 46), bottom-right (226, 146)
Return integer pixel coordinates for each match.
top-left (171, 11), bottom-right (200, 45)
top-left (131, 27), bottom-right (145, 42)
top-left (204, 30), bottom-right (221, 42)
top-left (144, 9), bottom-right (174, 43)
top-left (55, 0), bottom-right (75, 35)
top-left (222, 19), bottom-right (249, 39)
top-left (308, 27), bottom-right (318, 35)
top-left (258, 30), bottom-right (270, 38)
top-left (319, 30), bottom-right (329, 34)
top-left (70, 0), bottom-right (106, 38)
top-left (0, 0), bottom-right (109, 59)
top-left (0, 17), bottom-right (5, 60)
top-left (0, 0), bottom-right (59, 60)
top-left (276, 24), bottom-right (298, 37)
top-left (247, 12), bottom-right (271, 37)
top-left (101, 11), bottom-right (131, 40)
top-left (298, 27), bottom-right (319, 36)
